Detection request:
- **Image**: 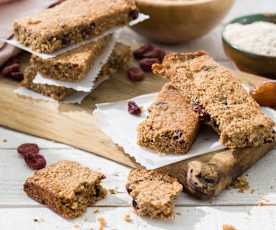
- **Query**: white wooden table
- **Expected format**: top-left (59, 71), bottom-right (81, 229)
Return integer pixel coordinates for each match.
top-left (1, 1), bottom-right (276, 229)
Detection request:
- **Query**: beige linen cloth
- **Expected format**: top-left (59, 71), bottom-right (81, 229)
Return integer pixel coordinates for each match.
top-left (0, 0), bottom-right (58, 67)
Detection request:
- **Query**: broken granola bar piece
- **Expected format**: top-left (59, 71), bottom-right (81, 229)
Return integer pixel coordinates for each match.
top-left (14, 0), bottom-right (137, 53)
top-left (153, 51), bottom-right (275, 149)
top-left (126, 168), bottom-right (182, 219)
top-left (24, 160), bottom-right (107, 219)
top-left (30, 35), bottom-right (112, 81)
top-left (138, 83), bottom-right (199, 154)
top-left (21, 43), bottom-right (131, 101)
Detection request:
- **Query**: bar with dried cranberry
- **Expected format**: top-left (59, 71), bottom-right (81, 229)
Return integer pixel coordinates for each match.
top-left (126, 168), bottom-right (182, 219)
top-left (24, 160), bottom-right (107, 219)
top-left (137, 83), bottom-right (199, 154)
top-left (13, 0), bottom-right (138, 53)
top-left (153, 51), bottom-right (275, 149)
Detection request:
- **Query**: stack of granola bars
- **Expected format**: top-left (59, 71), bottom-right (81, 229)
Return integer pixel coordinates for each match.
top-left (10, 0), bottom-right (144, 102)
top-left (137, 51), bottom-right (275, 154)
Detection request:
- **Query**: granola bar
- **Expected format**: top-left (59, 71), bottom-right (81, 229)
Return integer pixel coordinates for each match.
top-left (21, 43), bottom-right (131, 101)
top-left (137, 83), bottom-right (199, 154)
top-left (126, 168), bottom-right (182, 219)
top-left (153, 51), bottom-right (275, 148)
top-left (30, 35), bottom-right (112, 81)
top-left (24, 160), bottom-right (107, 219)
top-left (14, 0), bottom-right (137, 53)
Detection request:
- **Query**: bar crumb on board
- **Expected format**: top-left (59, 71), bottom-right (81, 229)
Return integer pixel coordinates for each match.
top-left (123, 213), bottom-right (133, 223)
top-left (223, 224), bottom-right (237, 230)
top-left (231, 175), bottom-right (250, 193)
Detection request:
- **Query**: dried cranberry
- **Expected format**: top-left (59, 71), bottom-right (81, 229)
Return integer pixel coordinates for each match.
top-left (133, 44), bottom-right (154, 60)
top-left (129, 10), bottom-right (139, 20)
top-left (143, 48), bottom-right (166, 62)
top-left (192, 104), bottom-right (210, 122)
top-left (139, 58), bottom-right (160, 72)
top-left (1, 63), bottom-right (20, 76)
top-left (132, 199), bottom-right (138, 209)
top-left (9, 72), bottom-right (24, 81)
top-left (126, 185), bottom-right (132, 194)
top-left (24, 154), bottom-right (46, 170)
top-left (128, 101), bottom-right (142, 116)
top-left (127, 67), bottom-right (144, 82)
top-left (17, 143), bottom-right (40, 157)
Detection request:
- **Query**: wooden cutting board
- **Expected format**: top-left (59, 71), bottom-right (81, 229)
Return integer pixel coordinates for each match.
top-left (0, 67), bottom-right (268, 168)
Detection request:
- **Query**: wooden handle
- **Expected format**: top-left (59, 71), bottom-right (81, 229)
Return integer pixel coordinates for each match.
top-left (160, 144), bottom-right (274, 199)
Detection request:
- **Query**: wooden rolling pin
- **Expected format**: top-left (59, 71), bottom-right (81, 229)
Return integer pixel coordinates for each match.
top-left (159, 143), bottom-right (274, 199)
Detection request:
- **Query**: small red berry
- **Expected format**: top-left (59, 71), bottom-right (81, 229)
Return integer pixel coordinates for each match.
top-left (139, 58), bottom-right (160, 72)
top-left (133, 44), bottom-right (154, 60)
top-left (127, 67), bottom-right (144, 82)
top-left (128, 101), bottom-right (142, 116)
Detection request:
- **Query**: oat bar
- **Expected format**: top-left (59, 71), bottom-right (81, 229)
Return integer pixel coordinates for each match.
top-left (126, 168), bottom-right (182, 219)
top-left (14, 0), bottom-right (137, 53)
top-left (137, 83), bottom-right (199, 154)
top-left (153, 51), bottom-right (275, 148)
top-left (21, 43), bottom-right (131, 101)
top-left (31, 35), bottom-right (112, 81)
top-left (24, 160), bottom-right (107, 219)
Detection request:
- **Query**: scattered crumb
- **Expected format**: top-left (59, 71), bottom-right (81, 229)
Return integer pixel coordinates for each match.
top-left (3, 139), bottom-right (7, 143)
top-left (94, 208), bottom-right (100, 213)
top-left (98, 217), bottom-right (107, 230)
top-left (39, 218), bottom-right (45, 223)
top-left (33, 218), bottom-right (45, 223)
top-left (223, 224), bottom-right (237, 230)
top-left (109, 188), bottom-right (118, 194)
top-left (112, 172), bottom-right (119, 177)
top-left (74, 224), bottom-right (81, 229)
top-left (270, 185), bottom-right (274, 189)
top-left (123, 214), bottom-right (132, 223)
top-left (258, 198), bottom-right (270, 206)
top-left (176, 212), bottom-right (181, 216)
top-left (231, 176), bottom-right (250, 193)
top-left (250, 189), bottom-right (255, 194)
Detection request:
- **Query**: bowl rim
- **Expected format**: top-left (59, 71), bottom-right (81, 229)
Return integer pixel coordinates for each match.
top-left (222, 13), bottom-right (276, 60)
top-left (136, 0), bottom-right (226, 7)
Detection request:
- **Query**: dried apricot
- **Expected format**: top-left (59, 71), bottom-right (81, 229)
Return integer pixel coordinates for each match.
top-left (251, 81), bottom-right (276, 108)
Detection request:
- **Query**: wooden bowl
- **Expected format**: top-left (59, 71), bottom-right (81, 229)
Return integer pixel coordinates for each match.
top-left (132, 0), bottom-right (235, 44)
top-left (222, 14), bottom-right (276, 79)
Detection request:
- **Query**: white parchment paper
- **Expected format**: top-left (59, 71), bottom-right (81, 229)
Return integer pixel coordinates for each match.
top-left (94, 93), bottom-right (276, 169)
top-left (0, 13), bottom-right (149, 59)
top-left (32, 34), bottom-right (117, 92)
